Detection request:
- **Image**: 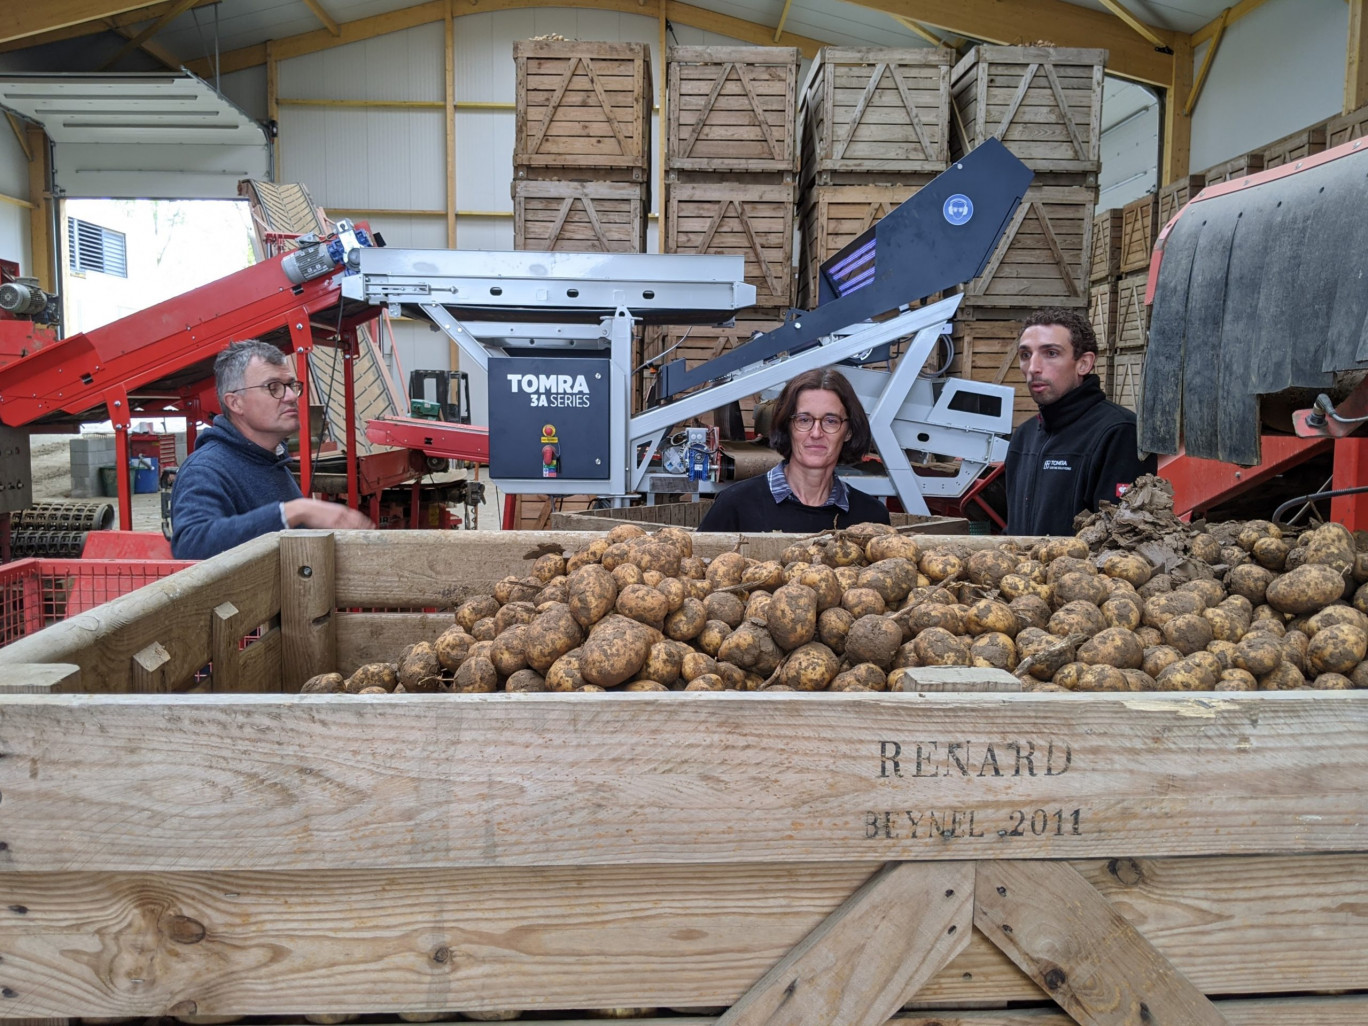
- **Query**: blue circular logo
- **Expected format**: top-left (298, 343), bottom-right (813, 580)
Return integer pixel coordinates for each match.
top-left (943, 194), bottom-right (974, 226)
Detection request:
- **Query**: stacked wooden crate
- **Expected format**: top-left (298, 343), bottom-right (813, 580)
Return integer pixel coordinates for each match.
top-left (644, 46), bottom-right (802, 428)
top-left (512, 40), bottom-right (651, 253)
top-left (1327, 103), bottom-right (1368, 147)
top-left (1261, 124), bottom-right (1326, 170)
top-left (796, 47), bottom-right (951, 309)
top-left (1158, 173), bottom-right (1205, 228)
top-left (950, 46), bottom-right (1105, 425)
top-left (511, 40), bottom-right (652, 525)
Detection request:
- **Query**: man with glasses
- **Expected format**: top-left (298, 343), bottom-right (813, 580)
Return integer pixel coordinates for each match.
top-left (1005, 308), bottom-right (1155, 536)
top-left (170, 339), bottom-right (373, 559)
top-left (697, 368), bottom-right (889, 532)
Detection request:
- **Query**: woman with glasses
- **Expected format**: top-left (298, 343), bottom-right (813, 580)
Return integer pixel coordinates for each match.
top-left (170, 339), bottom-right (373, 559)
top-left (697, 367), bottom-right (890, 532)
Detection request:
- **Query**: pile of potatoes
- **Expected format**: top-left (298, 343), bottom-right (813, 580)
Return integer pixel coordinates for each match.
top-left (302, 518), bottom-right (1368, 695)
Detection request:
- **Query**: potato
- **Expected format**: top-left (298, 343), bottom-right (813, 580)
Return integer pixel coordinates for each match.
top-left (697, 590), bottom-right (743, 628)
top-left (455, 595), bottom-right (499, 632)
top-left (452, 656), bottom-right (497, 694)
top-left (489, 626), bottom-right (529, 678)
top-left (580, 618), bottom-right (655, 687)
top-left (467, 640), bottom-right (494, 664)
top-left (1135, 625), bottom-right (1163, 648)
top-left (1039, 537), bottom-right (1089, 561)
top-left (1162, 613), bottom-right (1214, 656)
top-left (1312, 672), bottom-right (1353, 689)
top-left (717, 622), bottom-right (783, 675)
top-left (1305, 605), bottom-right (1368, 635)
top-left (640, 640), bottom-right (687, 687)
top-left (768, 583), bottom-right (819, 651)
top-left (1077, 664), bottom-right (1128, 691)
top-left (685, 674), bottom-right (726, 692)
top-left (1102, 553), bottom-right (1152, 587)
top-left (1189, 533), bottom-right (1222, 564)
top-left (656, 577), bottom-right (687, 613)
top-left (1177, 578), bottom-right (1225, 610)
top-left (818, 536), bottom-right (865, 568)
top-left (706, 551), bottom-right (748, 590)
top-left (611, 563), bottom-right (645, 590)
top-left (347, 662), bottom-right (398, 694)
top-left (618, 584), bottom-right (671, 629)
top-left (1078, 627), bottom-right (1144, 669)
top-left (505, 669), bottom-right (548, 692)
top-left (774, 642), bottom-right (842, 691)
top-left (1141, 645), bottom-right (1182, 679)
top-left (865, 534), bottom-right (921, 563)
top-left (1307, 623), bottom-right (1368, 675)
top-left (1156, 656), bottom-right (1215, 691)
top-left (745, 591), bottom-right (773, 624)
top-left (624, 538), bottom-right (683, 577)
top-left (1304, 522), bottom-right (1355, 574)
top-left (1225, 563), bottom-right (1273, 606)
top-left (1053, 571), bottom-right (1110, 608)
top-left (1251, 536), bottom-right (1290, 571)
top-left (796, 564), bottom-right (842, 610)
top-left (470, 617), bottom-right (498, 642)
top-left (714, 661), bottom-right (747, 690)
top-left (1207, 639), bottom-right (1238, 670)
top-left (1282, 630), bottom-right (1310, 673)
top-left (681, 651), bottom-right (717, 682)
top-left (1217, 669), bottom-right (1258, 691)
top-left (1048, 600), bottom-right (1105, 637)
top-left (494, 601), bottom-right (538, 634)
top-left (905, 601), bottom-right (965, 636)
top-left (1237, 521), bottom-right (1281, 551)
top-left (1016, 632), bottom-right (1078, 680)
top-left (679, 556), bottom-right (708, 580)
top-left (1202, 606), bottom-right (1246, 643)
top-left (965, 599), bottom-right (1016, 637)
top-left (606, 524), bottom-right (648, 544)
top-left (1052, 662), bottom-right (1086, 690)
top-left (1142, 591), bottom-right (1204, 629)
top-left (532, 552), bottom-right (566, 583)
top-left (1137, 573), bottom-right (1173, 600)
top-left (493, 576), bottom-right (542, 605)
top-left (970, 632), bottom-right (1017, 670)
top-left (1121, 668), bottom-right (1158, 691)
top-left (1101, 594), bottom-right (1143, 631)
top-left (1265, 563), bottom-right (1348, 615)
top-left (817, 606), bottom-right (854, 653)
top-left (1009, 595), bottom-right (1052, 632)
top-left (1258, 661), bottom-right (1307, 690)
top-left (546, 648), bottom-right (587, 692)
top-left (1000, 573), bottom-right (1049, 603)
top-left (523, 605), bottom-right (584, 673)
top-left (301, 672), bottom-right (344, 694)
top-left (966, 549), bottom-right (1019, 588)
top-left (568, 564), bottom-right (618, 628)
top-left (844, 615), bottom-right (904, 668)
top-left (912, 626), bottom-right (971, 667)
top-left (919, 550), bottom-right (963, 582)
top-left (841, 587), bottom-right (886, 618)
top-left (1044, 556), bottom-right (1095, 584)
top-left (697, 619), bottom-right (732, 656)
top-left (664, 597), bottom-right (707, 642)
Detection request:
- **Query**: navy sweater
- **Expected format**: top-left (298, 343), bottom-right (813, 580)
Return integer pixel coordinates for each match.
top-left (170, 415), bottom-right (302, 559)
top-left (697, 472), bottom-right (890, 533)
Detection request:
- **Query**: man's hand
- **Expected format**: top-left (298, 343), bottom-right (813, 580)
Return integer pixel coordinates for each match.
top-left (283, 498), bottom-right (375, 530)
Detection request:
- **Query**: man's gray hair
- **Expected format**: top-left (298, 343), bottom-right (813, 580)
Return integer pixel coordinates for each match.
top-left (215, 339), bottom-right (290, 408)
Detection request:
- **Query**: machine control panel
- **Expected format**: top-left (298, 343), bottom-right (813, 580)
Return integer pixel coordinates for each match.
top-left (488, 356), bottom-right (612, 481)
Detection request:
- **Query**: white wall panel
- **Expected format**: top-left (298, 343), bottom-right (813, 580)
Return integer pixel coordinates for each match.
top-left (279, 108), bottom-right (446, 209)
top-left (360, 214), bottom-right (448, 250)
top-left (1189, 0), bottom-right (1346, 171)
top-left (0, 204), bottom-right (30, 275)
top-left (457, 218), bottom-right (514, 252)
top-left (53, 142), bottom-right (270, 199)
top-left (218, 67), bottom-right (268, 123)
top-left (279, 24), bottom-right (443, 101)
top-left (454, 110), bottom-right (513, 214)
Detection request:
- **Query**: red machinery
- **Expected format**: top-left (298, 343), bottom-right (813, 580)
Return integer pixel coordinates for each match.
top-left (0, 224), bottom-right (488, 545)
top-left (1141, 135), bottom-right (1368, 528)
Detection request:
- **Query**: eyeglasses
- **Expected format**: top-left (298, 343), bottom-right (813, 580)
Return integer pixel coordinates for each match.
top-left (790, 413), bottom-right (847, 434)
top-left (229, 380), bottom-right (305, 400)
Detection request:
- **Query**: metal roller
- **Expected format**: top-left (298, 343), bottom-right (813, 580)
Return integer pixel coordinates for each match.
top-left (11, 529), bottom-right (88, 558)
top-left (13, 501), bottom-right (115, 532)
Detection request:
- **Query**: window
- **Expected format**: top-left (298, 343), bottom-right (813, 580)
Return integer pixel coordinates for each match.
top-left (67, 218), bottom-right (127, 277)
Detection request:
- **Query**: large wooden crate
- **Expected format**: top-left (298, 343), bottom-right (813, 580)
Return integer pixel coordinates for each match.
top-left (1158, 173), bottom-right (1205, 226)
top-left (797, 179), bottom-right (932, 308)
top-left (637, 317), bottom-right (784, 416)
top-left (950, 318), bottom-right (1033, 427)
top-left (800, 46), bottom-right (952, 183)
top-left (513, 40), bottom-right (652, 179)
top-left (1261, 123), bottom-right (1327, 169)
top-left (509, 493), bottom-right (597, 531)
top-left (513, 179), bottom-right (647, 252)
top-left (667, 45), bottom-right (801, 175)
top-left (1327, 102), bottom-right (1368, 147)
top-left (665, 180), bottom-right (796, 310)
top-left (960, 182), bottom-right (1095, 311)
top-left (1119, 192), bottom-right (1158, 273)
top-left (0, 531), bottom-right (1365, 1023)
top-left (1200, 152), bottom-right (1265, 186)
top-left (1089, 208), bottom-right (1122, 283)
top-left (1109, 346), bottom-right (1144, 411)
top-left (1088, 279), bottom-right (1117, 351)
top-left (950, 46), bottom-right (1105, 172)
top-left (1115, 270), bottom-right (1150, 352)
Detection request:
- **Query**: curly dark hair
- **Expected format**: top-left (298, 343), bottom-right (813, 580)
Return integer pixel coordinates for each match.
top-left (1022, 307), bottom-right (1098, 360)
top-left (769, 368), bottom-right (873, 464)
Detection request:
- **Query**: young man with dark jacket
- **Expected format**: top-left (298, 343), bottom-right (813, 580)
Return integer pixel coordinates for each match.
top-left (1004, 308), bottom-right (1156, 536)
top-left (170, 339), bottom-right (373, 559)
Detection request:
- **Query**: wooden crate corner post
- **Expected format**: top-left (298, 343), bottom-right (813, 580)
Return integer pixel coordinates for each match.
top-left (280, 530), bottom-right (337, 690)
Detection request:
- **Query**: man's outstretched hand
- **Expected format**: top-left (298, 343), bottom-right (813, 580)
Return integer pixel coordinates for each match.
top-left (283, 498), bottom-right (375, 530)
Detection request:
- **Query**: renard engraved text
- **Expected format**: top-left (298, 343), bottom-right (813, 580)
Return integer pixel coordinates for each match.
top-left (877, 739), bottom-right (1072, 779)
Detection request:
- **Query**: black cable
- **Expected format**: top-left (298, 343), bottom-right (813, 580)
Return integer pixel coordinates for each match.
top-left (1272, 484), bottom-right (1368, 527)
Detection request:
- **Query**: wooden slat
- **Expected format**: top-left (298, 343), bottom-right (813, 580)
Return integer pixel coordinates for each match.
top-left (976, 860), bottom-right (1226, 1025)
top-left (0, 662), bottom-right (80, 693)
top-left (668, 46), bottom-right (800, 173)
top-left (1326, 103), bottom-right (1368, 148)
top-left (1088, 281), bottom-right (1116, 353)
top-left (1157, 173), bottom-right (1205, 227)
top-left (513, 179), bottom-right (647, 253)
top-left (951, 319), bottom-right (1033, 427)
top-left (1118, 193), bottom-right (1157, 273)
top-left (335, 611), bottom-right (454, 673)
top-left (1261, 124), bottom-right (1326, 169)
top-left (1, 855), bottom-right (1366, 1016)
top-left (962, 184), bottom-right (1095, 309)
top-left (1088, 209), bottom-right (1121, 283)
top-left (1200, 152), bottom-right (1264, 186)
top-left (279, 532), bottom-right (336, 690)
top-left (665, 182), bottom-right (796, 308)
top-left (0, 692), bottom-right (1365, 871)
top-left (717, 862), bottom-right (973, 1026)
top-left (1108, 350), bottom-right (1145, 413)
top-left (1114, 272), bottom-right (1149, 352)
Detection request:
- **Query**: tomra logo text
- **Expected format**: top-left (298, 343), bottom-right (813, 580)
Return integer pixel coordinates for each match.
top-left (508, 373), bottom-right (591, 408)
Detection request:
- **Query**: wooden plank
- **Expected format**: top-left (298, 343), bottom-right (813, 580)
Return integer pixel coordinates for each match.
top-left (892, 667), bottom-right (1021, 692)
top-left (1261, 124), bottom-right (1327, 170)
top-left (129, 641), bottom-right (171, 693)
top-left (335, 611), bottom-right (455, 673)
top-left (1157, 173), bottom-right (1205, 227)
top-left (1118, 193), bottom-right (1157, 273)
top-left (668, 46), bottom-right (800, 173)
top-left (1200, 152), bottom-right (1264, 186)
top-left (717, 861), bottom-right (973, 1026)
top-left (976, 860), bottom-right (1226, 1025)
top-left (1109, 349), bottom-right (1145, 413)
top-left (513, 179), bottom-right (647, 253)
top-left (0, 662), bottom-right (80, 693)
top-left (951, 319), bottom-right (1033, 427)
top-left (962, 183), bottom-right (1096, 309)
top-left (1, 855), bottom-right (1366, 1016)
top-left (0, 535), bottom-right (279, 693)
top-left (1088, 281), bottom-right (1116, 353)
top-left (1114, 272), bottom-right (1149, 352)
top-left (1088, 209), bottom-right (1122, 283)
top-left (1326, 103), bottom-right (1368, 148)
top-left (0, 692), bottom-right (1365, 871)
top-left (279, 532), bottom-right (335, 691)
top-left (665, 181), bottom-right (796, 308)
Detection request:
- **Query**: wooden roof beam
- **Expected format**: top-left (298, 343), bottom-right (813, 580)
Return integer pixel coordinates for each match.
top-left (1190, 0), bottom-right (1272, 48)
top-left (890, 15), bottom-right (950, 48)
top-left (1097, 0), bottom-right (1171, 50)
top-left (0, 0), bottom-right (215, 53)
top-left (106, 17), bottom-right (183, 69)
top-left (300, 0), bottom-right (341, 37)
top-left (838, 0), bottom-right (1176, 85)
top-left (96, 0), bottom-right (198, 70)
top-left (0, 0), bottom-right (157, 45)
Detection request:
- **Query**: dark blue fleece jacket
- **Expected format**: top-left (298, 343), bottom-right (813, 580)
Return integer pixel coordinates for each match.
top-left (170, 415), bottom-right (302, 559)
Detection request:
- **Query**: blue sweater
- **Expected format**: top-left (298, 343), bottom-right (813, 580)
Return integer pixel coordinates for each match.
top-left (170, 415), bottom-right (302, 559)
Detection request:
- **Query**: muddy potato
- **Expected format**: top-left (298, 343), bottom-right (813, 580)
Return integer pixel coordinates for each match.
top-left (1176, 578), bottom-right (1225, 609)
top-left (679, 556), bottom-right (708, 580)
top-left (774, 642), bottom-right (842, 691)
top-left (866, 534), bottom-right (921, 563)
top-left (301, 672), bottom-right (344, 694)
top-left (912, 626), bottom-right (971, 667)
top-left (494, 577), bottom-right (542, 605)
top-left (624, 538), bottom-right (683, 577)
top-left (1303, 522), bottom-right (1355, 574)
top-left (841, 587), bottom-right (886, 618)
top-left (663, 597), bottom-right (707, 642)
top-left (685, 674), bottom-right (726, 692)
top-left (681, 651), bottom-right (717, 682)
top-left (1217, 668), bottom-right (1258, 691)
top-left (743, 560), bottom-right (787, 592)
top-left (1102, 553), bottom-right (1152, 587)
top-left (970, 632), bottom-right (1017, 670)
top-left (611, 563), bottom-right (645, 590)
top-left (536, 577), bottom-right (570, 607)
top-left (700, 591), bottom-right (745, 628)
top-left (1156, 656), bottom-right (1215, 691)
top-left (831, 663), bottom-right (888, 691)
top-left (1078, 627), bottom-right (1144, 669)
top-left (580, 619), bottom-right (655, 687)
top-left (1188, 533), bottom-right (1222, 564)
top-left (531, 552), bottom-right (566, 583)
top-left (1000, 573), bottom-right (1049, 603)
top-left (1039, 537), bottom-right (1089, 562)
top-left (1312, 672), bottom-right (1353, 689)
top-left (845, 522), bottom-right (896, 546)
top-left (568, 564), bottom-right (618, 628)
top-left (1077, 664), bottom-right (1128, 692)
top-left (455, 595), bottom-right (499, 632)
top-left (745, 591), bottom-right (773, 624)
top-left (452, 656), bottom-right (497, 694)
top-left (796, 564), bottom-right (842, 610)
top-left (966, 548), bottom-right (1019, 588)
top-left (1101, 594), bottom-right (1143, 631)
top-left (545, 648), bottom-right (587, 691)
top-left (706, 551), bottom-right (748, 591)
top-left (1251, 536), bottom-right (1290, 571)
top-left (697, 619), bottom-right (732, 656)
top-left (640, 640), bottom-right (687, 686)
top-left (505, 669), bottom-right (548, 692)
top-left (717, 622), bottom-right (783, 675)
top-left (1265, 563), bottom-right (1349, 615)
top-left (605, 524), bottom-right (647, 545)
top-left (346, 662), bottom-right (398, 694)
top-left (891, 640), bottom-right (919, 669)
top-left (1044, 556), bottom-right (1095, 585)
top-left (494, 601), bottom-right (537, 634)
top-left (1351, 660), bottom-right (1368, 688)
top-left (714, 661), bottom-right (747, 690)
top-left (833, 565), bottom-right (861, 592)
top-left (1141, 645), bottom-right (1182, 679)
top-left (655, 526), bottom-right (692, 559)
top-left (966, 599), bottom-right (1017, 637)
top-left (1207, 639), bottom-right (1238, 670)
top-left (1017, 632), bottom-right (1077, 681)
top-left (432, 626), bottom-right (475, 671)
top-left (1236, 521), bottom-right (1281, 551)
top-left (1052, 662), bottom-right (1087, 690)
top-left (518, 605), bottom-right (580, 674)
top-left (1048, 600), bottom-right (1106, 637)
top-left (1135, 625), bottom-right (1163, 647)
top-left (1305, 605), bottom-right (1368, 635)
top-left (1225, 563), bottom-right (1273, 606)
top-left (471, 616), bottom-right (499, 642)
top-left (1009, 594), bottom-right (1053, 632)
top-left (1245, 615), bottom-right (1286, 639)
top-left (919, 549), bottom-right (963, 582)
top-left (858, 559), bottom-right (917, 604)
top-left (840, 615), bottom-right (902, 668)
top-left (1162, 612), bottom-right (1214, 656)
top-left (1141, 590), bottom-right (1204, 630)
top-left (1307, 622), bottom-right (1368, 675)
top-left (617, 584), bottom-right (670, 629)
top-left (817, 606), bottom-right (854, 653)
top-left (467, 640), bottom-right (495, 664)
top-left (1137, 573), bottom-right (1174, 600)
top-left (1121, 668), bottom-right (1158, 691)
top-left (905, 601), bottom-right (965, 636)
top-left (817, 536), bottom-right (865, 568)
top-left (489, 626), bottom-right (530, 679)
top-left (1259, 661), bottom-right (1307, 690)
top-left (1356, 583), bottom-right (1368, 616)
top-left (1202, 606), bottom-right (1246, 642)
top-left (1053, 571), bottom-right (1110, 608)
top-left (655, 577), bottom-right (687, 614)
top-left (768, 583), bottom-right (819, 651)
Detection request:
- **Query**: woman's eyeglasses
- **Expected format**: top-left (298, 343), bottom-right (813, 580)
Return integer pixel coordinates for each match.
top-left (229, 380), bottom-right (305, 400)
top-left (790, 413), bottom-right (847, 434)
